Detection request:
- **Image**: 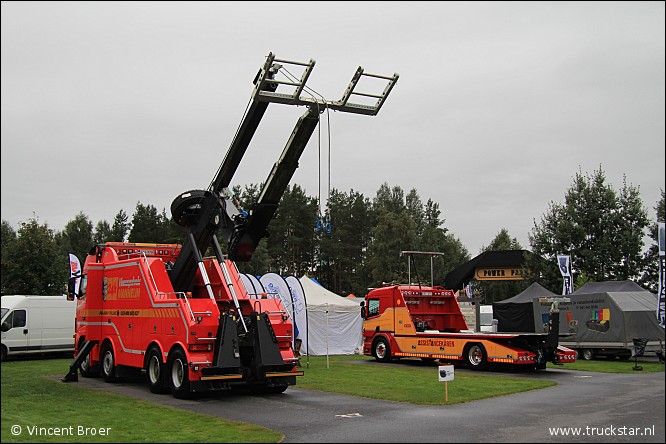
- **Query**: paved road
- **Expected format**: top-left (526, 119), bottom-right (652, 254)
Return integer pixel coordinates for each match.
top-left (66, 361), bottom-right (665, 443)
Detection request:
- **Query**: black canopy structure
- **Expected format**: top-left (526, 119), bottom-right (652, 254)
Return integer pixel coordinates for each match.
top-left (493, 282), bottom-right (556, 332)
top-left (444, 250), bottom-right (531, 290)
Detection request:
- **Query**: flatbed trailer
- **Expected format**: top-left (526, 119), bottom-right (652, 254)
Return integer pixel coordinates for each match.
top-left (362, 285), bottom-right (576, 370)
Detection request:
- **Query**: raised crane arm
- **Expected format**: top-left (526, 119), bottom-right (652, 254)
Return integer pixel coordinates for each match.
top-left (168, 52), bottom-right (398, 292)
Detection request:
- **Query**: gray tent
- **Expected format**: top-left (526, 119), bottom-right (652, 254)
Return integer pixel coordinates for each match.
top-left (572, 280), bottom-right (646, 294)
top-left (532, 281), bottom-right (664, 354)
top-left (493, 282), bottom-right (556, 332)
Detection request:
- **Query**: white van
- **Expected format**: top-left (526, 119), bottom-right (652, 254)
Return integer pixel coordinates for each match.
top-left (1, 295), bottom-right (76, 361)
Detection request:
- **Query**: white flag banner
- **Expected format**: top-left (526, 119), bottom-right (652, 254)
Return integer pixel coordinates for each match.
top-left (557, 254), bottom-right (573, 295)
top-left (658, 222), bottom-right (665, 328)
top-left (68, 253), bottom-right (81, 295)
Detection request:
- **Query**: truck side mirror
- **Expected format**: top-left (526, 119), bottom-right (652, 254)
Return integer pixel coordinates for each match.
top-left (360, 301), bottom-right (366, 320)
top-left (67, 276), bottom-right (78, 300)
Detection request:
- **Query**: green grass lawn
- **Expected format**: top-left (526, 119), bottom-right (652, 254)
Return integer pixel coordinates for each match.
top-left (1, 358), bottom-right (282, 443)
top-left (297, 355), bottom-right (556, 404)
top-left (548, 357), bottom-right (665, 373)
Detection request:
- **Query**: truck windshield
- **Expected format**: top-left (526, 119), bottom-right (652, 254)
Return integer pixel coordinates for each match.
top-left (1, 308), bottom-right (7, 320)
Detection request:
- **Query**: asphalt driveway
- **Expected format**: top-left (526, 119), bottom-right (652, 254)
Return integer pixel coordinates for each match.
top-left (65, 361), bottom-right (665, 443)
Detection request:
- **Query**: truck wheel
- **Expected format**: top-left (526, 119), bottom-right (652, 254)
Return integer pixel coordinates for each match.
top-left (374, 337), bottom-right (392, 363)
top-left (100, 343), bottom-right (118, 382)
top-left (465, 343), bottom-right (488, 371)
top-left (581, 349), bottom-right (595, 360)
top-left (80, 351), bottom-right (100, 378)
top-left (146, 346), bottom-right (169, 394)
top-left (168, 348), bottom-right (191, 399)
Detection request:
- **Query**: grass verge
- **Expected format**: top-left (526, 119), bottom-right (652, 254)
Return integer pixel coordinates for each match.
top-left (296, 355), bottom-right (556, 404)
top-left (548, 357), bottom-right (665, 373)
top-left (1, 358), bottom-right (282, 443)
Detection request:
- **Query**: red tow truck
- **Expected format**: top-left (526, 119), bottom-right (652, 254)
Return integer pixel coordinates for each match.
top-left (63, 53), bottom-right (398, 397)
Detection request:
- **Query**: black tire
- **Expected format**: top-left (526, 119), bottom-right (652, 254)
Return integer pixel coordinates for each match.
top-left (581, 349), bottom-right (595, 360)
top-left (1, 345), bottom-right (7, 362)
top-left (145, 346), bottom-right (169, 394)
top-left (79, 348), bottom-right (100, 378)
top-left (100, 343), bottom-right (118, 382)
top-left (167, 348), bottom-right (191, 399)
top-left (373, 337), bottom-right (392, 363)
top-left (171, 190), bottom-right (208, 227)
top-left (464, 343), bottom-right (488, 371)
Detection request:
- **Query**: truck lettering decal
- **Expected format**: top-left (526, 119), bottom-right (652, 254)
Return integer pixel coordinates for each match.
top-left (417, 339), bottom-right (455, 347)
top-left (85, 308), bottom-right (179, 318)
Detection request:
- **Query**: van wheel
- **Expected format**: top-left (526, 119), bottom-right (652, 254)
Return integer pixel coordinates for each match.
top-left (465, 343), bottom-right (488, 371)
top-left (1, 345), bottom-right (7, 362)
top-left (101, 343), bottom-right (118, 382)
top-left (168, 348), bottom-right (191, 399)
top-left (581, 349), bottom-right (595, 360)
top-left (146, 346), bottom-right (169, 394)
top-left (374, 337), bottom-right (392, 363)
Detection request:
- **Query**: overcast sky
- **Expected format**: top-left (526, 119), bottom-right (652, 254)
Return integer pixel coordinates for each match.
top-left (2, 1), bottom-right (664, 257)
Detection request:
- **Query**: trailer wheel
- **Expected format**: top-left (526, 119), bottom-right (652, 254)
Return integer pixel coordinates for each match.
top-left (581, 349), bottom-right (595, 360)
top-left (464, 343), bottom-right (488, 371)
top-left (100, 343), bottom-right (118, 382)
top-left (168, 348), bottom-right (191, 399)
top-left (374, 337), bottom-right (392, 363)
top-left (146, 346), bottom-right (169, 394)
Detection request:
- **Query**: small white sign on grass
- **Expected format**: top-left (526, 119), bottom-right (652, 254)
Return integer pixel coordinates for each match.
top-left (438, 365), bottom-right (454, 382)
top-left (438, 365), bottom-right (454, 402)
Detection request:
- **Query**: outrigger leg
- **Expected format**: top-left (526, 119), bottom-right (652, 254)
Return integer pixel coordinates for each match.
top-left (62, 339), bottom-right (98, 382)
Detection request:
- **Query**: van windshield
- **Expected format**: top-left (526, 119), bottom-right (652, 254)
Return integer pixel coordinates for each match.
top-left (1, 308), bottom-right (8, 320)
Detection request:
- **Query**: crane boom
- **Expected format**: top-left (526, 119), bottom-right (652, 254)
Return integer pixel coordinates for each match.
top-left (168, 52), bottom-right (398, 292)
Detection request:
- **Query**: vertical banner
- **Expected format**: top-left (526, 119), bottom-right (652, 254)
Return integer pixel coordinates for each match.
top-left (557, 254), bottom-right (573, 295)
top-left (658, 222), bottom-right (665, 328)
top-left (68, 253), bottom-right (81, 294)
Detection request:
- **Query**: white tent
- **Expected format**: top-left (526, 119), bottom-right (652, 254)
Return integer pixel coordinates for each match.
top-left (297, 275), bottom-right (363, 356)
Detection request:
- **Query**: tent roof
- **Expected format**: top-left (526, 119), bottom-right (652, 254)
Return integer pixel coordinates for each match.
top-left (299, 275), bottom-right (361, 312)
top-left (444, 250), bottom-right (531, 290)
top-left (603, 291), bottom-right (658, 312)
top-left (495, 282), bottom-right (556, 304)
top-left (572, 280), bottom-right (645, 294)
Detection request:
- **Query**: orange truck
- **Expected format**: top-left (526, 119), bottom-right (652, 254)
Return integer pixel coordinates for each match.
top-left (62, 53), bottom-right (398, 397)
top-left (361, 285), bottom-right (576, 370)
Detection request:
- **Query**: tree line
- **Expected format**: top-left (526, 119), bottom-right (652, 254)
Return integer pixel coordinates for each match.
top-left (2, 167), bottom-right (663, 301)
